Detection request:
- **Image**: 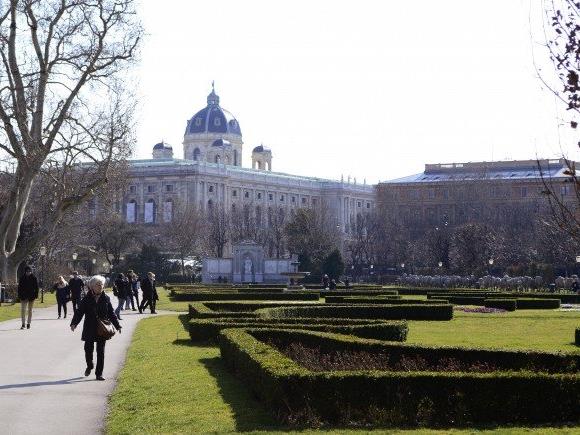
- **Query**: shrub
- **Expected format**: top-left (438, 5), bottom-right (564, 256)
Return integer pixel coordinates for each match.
top-left (324, 296), bottom-right (445, 305)
top-left (484, 299), bottom-right (516, 311)
top-left (219, 328), bottom-right (580, 427)
top-left (173, 292), bottom-right (319, 301)
top-left (256, 304), bottom-right (453, 321)
top-left (189, 318), bottom-right (408, 342)
top-left (188, 301), bottom-right (321, 318)
top-left (516, 298), bottom-right (561, 309)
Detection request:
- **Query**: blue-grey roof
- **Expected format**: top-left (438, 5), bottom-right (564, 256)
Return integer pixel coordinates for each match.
top-left (153, 141), bottom-right (172, 150)
top-left (212, 138), bottom-right (232, 147)
top-left (384, 161), bottom-right (572, 184)
top-left (252, 144), bottom-right (271, 153)
top-left (185, 88), bottom-right (242, 136)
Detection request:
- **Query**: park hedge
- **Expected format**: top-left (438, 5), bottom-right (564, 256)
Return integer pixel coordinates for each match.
top-left (515, 298), bottom-right (561, 309)
top-left (219, 328), bottom-right (580, 427)
top-left (576, 328), bottom-right (580, 346)
top-left (484, 299), bottom-right (517, 311)
top-left (256, 304), bottom-right (453, 321)
top-left (188, 301), bottom-right (321, 318)
top-left (324, 296), bottom-right (446, 305)
top-left (189, 318), bottom-right (408, 342)
top-left (172, 291), bottom-right (320, 301)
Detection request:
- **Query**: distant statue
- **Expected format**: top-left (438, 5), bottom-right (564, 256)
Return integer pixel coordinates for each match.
top-left (244, 258), bottom-right (253, 275)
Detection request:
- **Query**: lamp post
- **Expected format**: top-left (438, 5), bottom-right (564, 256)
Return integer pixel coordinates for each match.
top-left (91, 258), bottom-right (96, 275)
top-left (72, 252), bottom-right (78, 272)
top-left (488, 258), bottom-right (494, 276)
top-left (39, 246), bottom-right (47, 303)
top-left (438, 261), bottom-right (443, 272)
top-left (400, 262), bottom-right (405, 275)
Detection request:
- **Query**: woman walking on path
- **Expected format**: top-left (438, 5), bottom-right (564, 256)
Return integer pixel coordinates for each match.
top-left (124, 270), bottom-right (137, 311)
top-left (70, 275), bottom-right (121, 381)
top-left (17, 266), bottom-right (39, 330)
top-left (139, 272), bottom-right (158, 314)
top-left (52, 276), bottom-right (70, 319)
top-left (113, 273), bottom-right (129, 320)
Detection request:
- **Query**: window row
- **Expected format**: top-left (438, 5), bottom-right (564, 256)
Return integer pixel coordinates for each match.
top-left (126, 200), bottom-right (174, 224)
top-left (129, 184), bottom-right (175, 194)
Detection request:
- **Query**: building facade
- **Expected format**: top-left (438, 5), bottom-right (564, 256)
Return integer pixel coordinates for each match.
top-left (377, 159), bottom-right (576, 234)
top-left (121, 86), bottom-right (375, 256)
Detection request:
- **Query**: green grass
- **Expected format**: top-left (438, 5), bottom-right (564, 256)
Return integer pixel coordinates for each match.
top-left (107, 314), bottom-right (580, 434)
top-left (0, 292), bottom-right (57, 322)
top-left (408, 309), bottom-right (580, 353)
top-left (153, 289), bottom-right (191, 312)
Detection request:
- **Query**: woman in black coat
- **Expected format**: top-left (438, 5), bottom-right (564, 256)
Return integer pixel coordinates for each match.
top-left (70, 275), bottom-right (121, 381)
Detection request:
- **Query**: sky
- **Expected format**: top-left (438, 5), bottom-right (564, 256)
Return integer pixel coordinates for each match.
top-left (132, 0), bottom-right (578, 184)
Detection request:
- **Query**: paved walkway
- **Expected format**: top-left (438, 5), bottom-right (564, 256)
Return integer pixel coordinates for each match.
top-left (0, 294), bottom-right (157, 435)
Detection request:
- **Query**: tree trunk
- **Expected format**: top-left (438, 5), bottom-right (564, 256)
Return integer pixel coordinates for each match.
top-left (0, 253), bottom-right (18, 283)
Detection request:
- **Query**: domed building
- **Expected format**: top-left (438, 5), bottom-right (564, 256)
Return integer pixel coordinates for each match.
top-left (122, 85), bottom-right (375, 282)
top-left (182, 84), bottom-right (243, 166)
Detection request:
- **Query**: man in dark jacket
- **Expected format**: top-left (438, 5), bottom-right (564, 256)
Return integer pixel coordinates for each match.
top-left (68, 271), bottom-right (85, 315)
top-left (18, 266), bottom-right (39, 329)
top-left (71, 275), bottom-right (121, 381)
top-left (139, 272), bottom-right (158, 314)
top-left (113, 273), bottom-right (130, 320)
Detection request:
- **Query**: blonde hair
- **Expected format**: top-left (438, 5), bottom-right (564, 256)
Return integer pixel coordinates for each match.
top-left (88, 275), bottom-right (106, 291)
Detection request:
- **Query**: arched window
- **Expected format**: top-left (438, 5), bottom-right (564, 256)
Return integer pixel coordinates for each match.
top-left (126, 200), bottom-right (137, 223)
top-left (225, 155), bottom-right (230, 165)
top-left (144, 199), bottom-right (156, 224)
top-left (193, 147), bottom-right (201, 161)
top-left (207, 199), bottom-right (213, 211)
top-left (163, 200), bottom-right (173, 223)
top-left (215, 155), bottom-right (221, 163)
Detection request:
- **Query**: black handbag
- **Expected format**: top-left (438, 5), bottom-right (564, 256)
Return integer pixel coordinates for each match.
top-left (94, 306), bottom-right (116, 340)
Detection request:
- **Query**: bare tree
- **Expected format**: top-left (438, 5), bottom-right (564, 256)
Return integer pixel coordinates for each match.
top-left (205, 206), bottom-right (229, 258)
top-left (0, 1), bottom-right (142, 281)
top-left (164, 203), bottom-right (205, 275)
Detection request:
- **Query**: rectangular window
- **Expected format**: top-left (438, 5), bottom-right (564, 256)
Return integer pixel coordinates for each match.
top-left (147, 185), bottom-right (155, 193)
top-left (244, 191), bottom-right (250, 198)
top-left (129, 185), bottom-right (136, 194)
top-left (126, 202), bottom-right (136, 223)
top-left (232, 190), bottom-right (237, 197)
top-left (301, 197), bottom-right (307, 204)
top-left (292, 196), bottom-right (296, 203)
top-left (280, 195), bottom-right (285, 202)
top-left (163, 201), bottom-right (173, 223)
top-left (357, 201), bottom-right (361, 207)
top-left (520, 186), bottom-right (527, 198)
top-left (561, 185), bottom-right (571, 196)
top-left (209, 185), bottom-right (214, 193)
top-left (257, 192), bottom-right (262, 199)
top-left (428, 189), bottom-right (435, 200)
top-left (366, 202), bottom-right (370, 209)
top-left (268, 193), bottom-right (273, 201)
top-left (165, 184), bottom-right (173, 193)
top-left (442, 189), bottom-right (449, 200)
top-left (144, 202), bottom-right (154, 223)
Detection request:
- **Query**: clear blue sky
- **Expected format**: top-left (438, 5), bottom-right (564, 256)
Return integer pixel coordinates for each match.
top-left (132, 0), bottom-right (576, 183)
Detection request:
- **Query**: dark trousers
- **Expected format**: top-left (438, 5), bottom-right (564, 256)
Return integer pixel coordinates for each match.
top-left (133, 291), bottom-right (140, 309)
top-left (57, 298), bottom-right (68, 317)
top-left (84, 340), bottom-right (106, 376)
top-left (125, 293), bottom-right (135, 310)
top-left (140, 296), bottom-right (156, 313)
top-left (72, 297), bottom-right (80, 314)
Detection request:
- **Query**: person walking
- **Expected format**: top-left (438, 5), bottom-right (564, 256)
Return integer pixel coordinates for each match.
top-left (70, 275), bottom-right (121, 381)
top-left (139, 272), bottom-right (158, 314)
top-left (68, 271), bottom-right (85, 315)
top-left (130, 272), bottom-right (141, 312)
top-left (18, 266), bottom-right (39, 330)
top-left (124, 270), bottom-right (137, 311)
top-left (113, 273), bottom-right (129, 320)
top-left (52, 276), bottom-right (71, 319)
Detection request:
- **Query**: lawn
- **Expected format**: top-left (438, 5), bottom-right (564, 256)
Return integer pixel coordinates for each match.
top-left (0, 292), bottom-right (57, 322)
top-left (106, 312), bottom-right (580, 434)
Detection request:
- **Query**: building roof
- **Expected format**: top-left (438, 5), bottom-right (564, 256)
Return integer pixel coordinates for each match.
top-left (252, 144), bottom-right (271, 153)
top-left (212, 138), bottom-right (232, 147)
top-left (153, 141), bottom-right (172, 150)
top-left (382, 159), bottom-right (574, 184)
top-left (184, 85), bottom-right (242, 136)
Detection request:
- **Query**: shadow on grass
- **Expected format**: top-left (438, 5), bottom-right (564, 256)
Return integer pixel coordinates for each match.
top-left (177, 313), bottom-right (190, 331)
top-left (200, 356), bottom-right (284, 432)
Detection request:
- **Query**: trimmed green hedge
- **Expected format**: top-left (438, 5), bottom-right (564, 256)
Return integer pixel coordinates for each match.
top-left (516, 298), bottom-right (561, 309)
top-left (172, 291), bottom-right (319, 301)
top-left (484, 299), bottom-right (517, 311)
top-left (324, 296), bottom-right (445, 305)
top-left (320, 290), bottom-right (399, 297)
top-left (576, 328), bottom-right (580, 346)
top-left (256, 304), bottom-right (453, 321)
top-left (188, 301), bottom-right (321, 318)
top-left (219, 328), bottom-right (580, 427)
top-left (189, 318), bottom-right (408, 342)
